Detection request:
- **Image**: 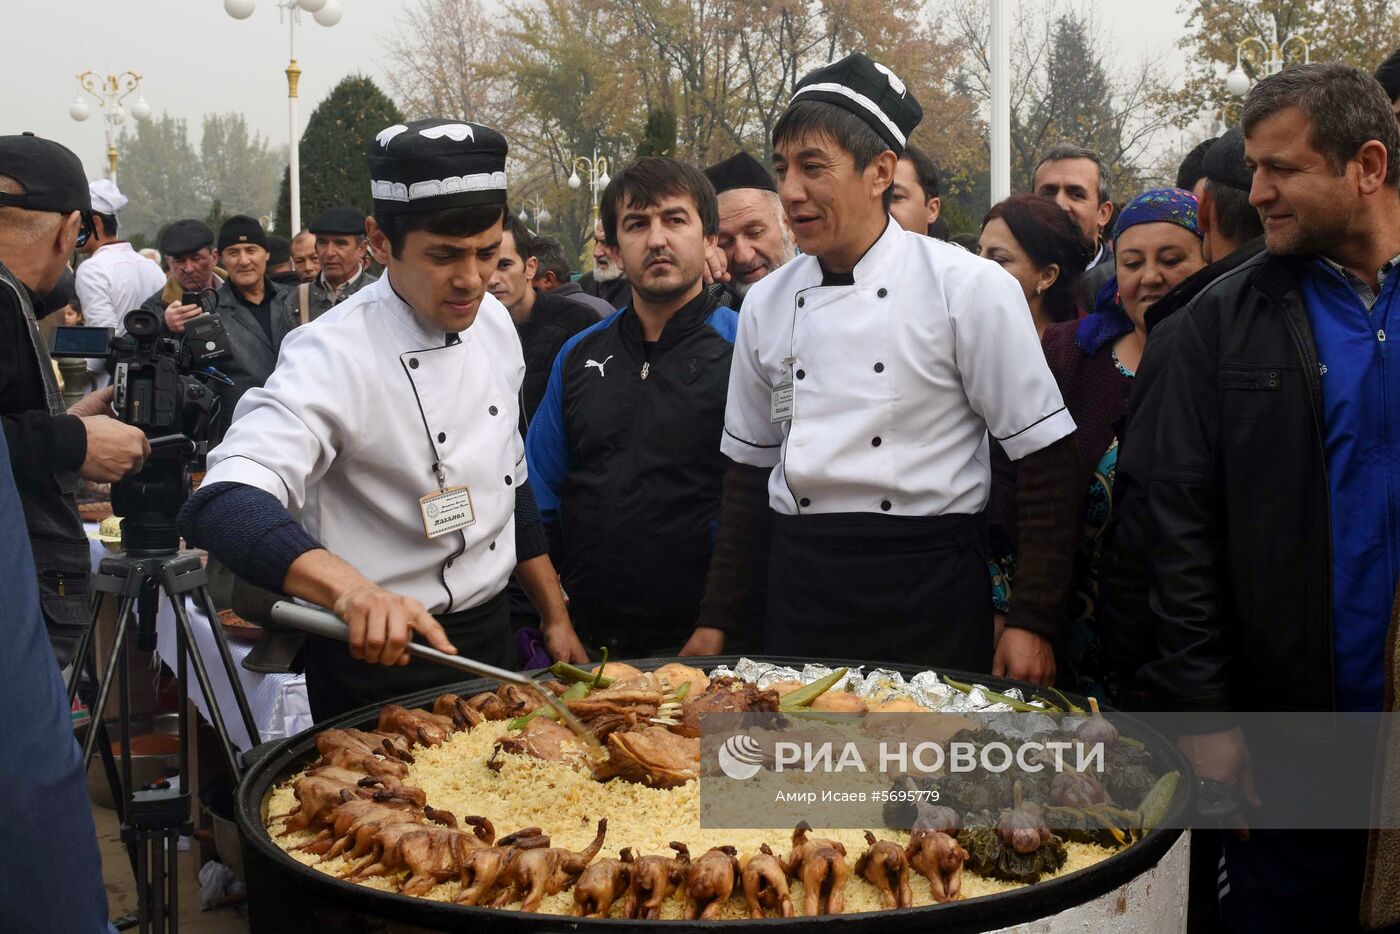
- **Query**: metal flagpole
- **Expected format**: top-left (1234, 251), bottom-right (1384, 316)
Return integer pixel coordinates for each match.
top-left (989, 0), bottom-right (1011, 204)
top-left (286, 4), bottom-right (302, 235)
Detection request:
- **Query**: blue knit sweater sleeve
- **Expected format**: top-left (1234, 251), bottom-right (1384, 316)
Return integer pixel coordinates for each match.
top-left (515, 479), bottom-right (548, 561)
top-left (177, 481), bottom-right (322, 594)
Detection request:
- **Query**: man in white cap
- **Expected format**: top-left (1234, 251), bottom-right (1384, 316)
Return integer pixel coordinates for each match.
top-left (73, 179), bottom-right (164, 385)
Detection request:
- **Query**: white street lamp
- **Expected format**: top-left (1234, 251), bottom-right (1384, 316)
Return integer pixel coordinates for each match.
top-left (226, 0), bottom-right (342, 233)
top-left (1226, 20), bottom-right (1310, 99)
top-left (312, 0), bottom-right (341, 27)
top-left (564, 150), bottom-right (611, 220)
top-left (68, 70), bottom-right (148, 182)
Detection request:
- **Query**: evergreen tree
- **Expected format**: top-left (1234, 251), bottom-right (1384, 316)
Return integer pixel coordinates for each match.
top-left (635, 107), bottom-right (677, 158)
top-left (275, 74), bottom-right (403, 233)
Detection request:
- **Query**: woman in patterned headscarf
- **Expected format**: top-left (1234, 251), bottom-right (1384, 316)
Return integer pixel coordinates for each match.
top-left (1016, 188), bottom-right (1206, 702)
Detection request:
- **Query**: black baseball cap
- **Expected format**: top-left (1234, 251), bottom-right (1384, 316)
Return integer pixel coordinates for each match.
top-left (0, 132), bottom-right (91, 214)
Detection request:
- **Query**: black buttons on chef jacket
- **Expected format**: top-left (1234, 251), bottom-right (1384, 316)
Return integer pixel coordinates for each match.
top-left (437, 432), bottom-right (446, 443)
top-left (881, 500), bottom-right (892, 511)
top-left (796, 369), bottom-right (806, 380)
top-left (872, 437), bottom-right (882, 447)
top-left (489, 405), bottom-right (498, 416)
top-left (877, 288), bottom-right (888, 298)
top-left (874, 362), bottom-right (885, 373)
top-left (798, 297), bottom-right (805, 308)
top-left (504, 476), bottom-right (513, 486)
top-left (409, 358), bottom-right (420, 369)
top-left (489, 542), bottom-right (496, 550)
top-left (446, 559), bottom-right (454, 568)
top-left (799, 497), bottom-right (811, 507)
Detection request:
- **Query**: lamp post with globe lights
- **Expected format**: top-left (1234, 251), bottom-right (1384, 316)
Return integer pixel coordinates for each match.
top-left (223, 0), bottom-right (343, 234)
top-left (566, 149), bottom-right (612, 223)
top-left (1224, 20), bottom-right (1310, 100)
top-left (521, 193), bottom-right (552, 232)
top-left (68, 70), bottom-right (151, 183)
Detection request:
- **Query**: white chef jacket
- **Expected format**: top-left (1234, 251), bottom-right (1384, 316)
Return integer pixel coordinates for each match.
top-left (74, 242), bottom-right (166, 376)
top-left (201, 275), bottom-right (526, 614)
top-left (721, 219), bottom-right (1075, 517)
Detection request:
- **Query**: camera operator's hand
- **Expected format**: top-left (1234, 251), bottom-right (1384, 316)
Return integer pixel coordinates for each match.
top-left (67, 385), bottom-right (115, 419)
top-left (164, 300), bottom-right (203, 335)
top-left (79, 416), bottom-right (150, 482)
top-left (333, 583), bottom-right (458, 667)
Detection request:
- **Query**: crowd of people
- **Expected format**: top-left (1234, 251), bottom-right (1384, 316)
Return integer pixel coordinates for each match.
top-left (4, 45), bottom-right (1400, 934)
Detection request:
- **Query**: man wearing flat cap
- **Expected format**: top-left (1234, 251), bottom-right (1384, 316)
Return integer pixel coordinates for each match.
top-left (139, 218), bottom-right (223, 324)
top-left (181, 118), bottom-right (586, 720)
top-left (188, 215), bottom-right (292, 444)
top-left (0, 133), bottom-right (149, 671)
top-left (702, 151), bottom-right (796, 310)
top-left (74, 178), bottom-right (165, 388)
top-left (278, 205), bottom-right (377, 326)
top-left (692, 53), bottom-right (1081, 684)
top-left (267, 235), bottom-right (299, 286)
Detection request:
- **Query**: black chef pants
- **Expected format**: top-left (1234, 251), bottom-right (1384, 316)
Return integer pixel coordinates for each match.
top-left (763, 512), bottom-right (993, 673)
top-left (303, 592), bottom-right (513, 723)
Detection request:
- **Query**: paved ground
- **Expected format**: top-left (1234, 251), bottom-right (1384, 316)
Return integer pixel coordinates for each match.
top-left (94, 802), bottom-right (249, 932)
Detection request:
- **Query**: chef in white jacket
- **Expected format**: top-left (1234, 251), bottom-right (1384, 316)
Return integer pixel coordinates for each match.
top-left (180, 119), bottom-right (587, 719)
top-left (693, 55), bottom-right (1082, 685)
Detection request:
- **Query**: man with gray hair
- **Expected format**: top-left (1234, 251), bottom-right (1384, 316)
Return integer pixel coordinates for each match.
top-left (703, 151), bottom-right (797, 309)
top-left (1032, 143), bottom-right (1115, 304)
top-left (1141, 63), bottom-right (1400, 930)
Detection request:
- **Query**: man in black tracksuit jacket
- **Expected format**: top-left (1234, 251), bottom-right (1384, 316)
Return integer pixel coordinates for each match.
top-left (526, 157), bottom-right (739, 658)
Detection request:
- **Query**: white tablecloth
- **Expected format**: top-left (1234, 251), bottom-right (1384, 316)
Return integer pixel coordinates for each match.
top-left (86, 526), bottom-right (312, 749)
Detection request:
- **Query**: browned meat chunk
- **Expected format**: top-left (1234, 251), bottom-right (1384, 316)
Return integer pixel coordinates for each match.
top-left (595, 726), bottom-right (700, 789)
top-left (683, 845), bottom-right (741, 920)
top-left (491, 818), bottom-right (608, 912)
top-left (490, 717), bottom-right (588, 769)
top-left (378, 704), bottom-right (457, 747)
top-left (854, 830), bottom-right (913, 909)
top-left (783, 822), bottom-right (849, 915)
top-left (624, 843), bottom-right (690, 919)
top-left (742, 843), bottom-right (794, 918)
top-left (907, 827), bottom-right (968, 903)
top-left (432, 693), bottom-right (485, 730)
top-left (675, 677), bottom-right (780, 738)
top-left (452, 827), bottom-right (550, 906)
top-left (572, 847), bottom-right (635, 917)
top-left (566, 686), bottom-right (664, 720)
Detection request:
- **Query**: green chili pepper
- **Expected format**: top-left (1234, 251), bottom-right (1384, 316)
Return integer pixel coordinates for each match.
top-left (665, 680), bottom-right (692, 704)
top-left (591, 647), bottom-right (610, 688)
top-left (779, 668), bottom-right (848, 710)
top-left (507, 681), bottom-right (591, 730)
top-left (1135, 771), bottom-right (1181, 832)
top-left (941, 675), bottom-right (1057, 714)
top-left (549, 661), bottom-right (614, 688)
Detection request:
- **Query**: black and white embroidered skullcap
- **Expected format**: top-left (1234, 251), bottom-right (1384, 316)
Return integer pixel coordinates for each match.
top-left (366, 118), bottom-right (509, 215)
top-left (789, 53), bottom-right (923, 154)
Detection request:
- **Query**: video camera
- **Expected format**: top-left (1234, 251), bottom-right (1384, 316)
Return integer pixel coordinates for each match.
top-left (52, 307), bottom-right (231, 554)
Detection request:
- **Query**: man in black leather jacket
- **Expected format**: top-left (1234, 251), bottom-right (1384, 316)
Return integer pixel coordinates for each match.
top-left (1136, 65), bottom-right (1400, 932)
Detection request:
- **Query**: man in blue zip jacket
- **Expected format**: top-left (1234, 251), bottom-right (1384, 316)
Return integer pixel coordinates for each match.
top-left (527, 158), bottom-right (738, 659)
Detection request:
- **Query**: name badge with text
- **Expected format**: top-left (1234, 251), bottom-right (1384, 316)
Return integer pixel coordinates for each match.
top-left (770, 357), bottom-right (795, 424)
top-left (419, 486), bottom-right (476, 539)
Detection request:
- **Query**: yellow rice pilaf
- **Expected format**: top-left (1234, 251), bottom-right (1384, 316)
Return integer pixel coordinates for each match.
top-left (264, 719), bottom-right (1120, 919)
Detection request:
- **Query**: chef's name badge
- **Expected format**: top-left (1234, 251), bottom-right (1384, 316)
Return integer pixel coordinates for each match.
top-left (770, 357), bottom-right (795, 424)
top-left (419, 486), bottom-right (476, 539)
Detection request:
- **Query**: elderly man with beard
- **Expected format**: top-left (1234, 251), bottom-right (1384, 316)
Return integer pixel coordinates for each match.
top-left (579, 219), bottom-right (630, 309)
top-left (527, 157), bottom-right (739, 659)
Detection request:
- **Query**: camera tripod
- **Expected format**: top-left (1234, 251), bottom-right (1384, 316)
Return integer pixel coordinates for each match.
top-left (67, 540), bottom-right (261, 934)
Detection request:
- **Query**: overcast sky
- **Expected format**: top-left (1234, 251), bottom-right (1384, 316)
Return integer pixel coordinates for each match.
top-left (8, 0), bottom-right (1193, 181)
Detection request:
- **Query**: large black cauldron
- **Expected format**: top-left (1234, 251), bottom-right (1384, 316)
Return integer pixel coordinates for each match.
top-left (237, 656), bottom-right (1192, 933)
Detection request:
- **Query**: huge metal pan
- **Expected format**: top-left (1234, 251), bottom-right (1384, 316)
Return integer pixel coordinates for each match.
top-left (237, 655), bottom-right (1193, 933)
